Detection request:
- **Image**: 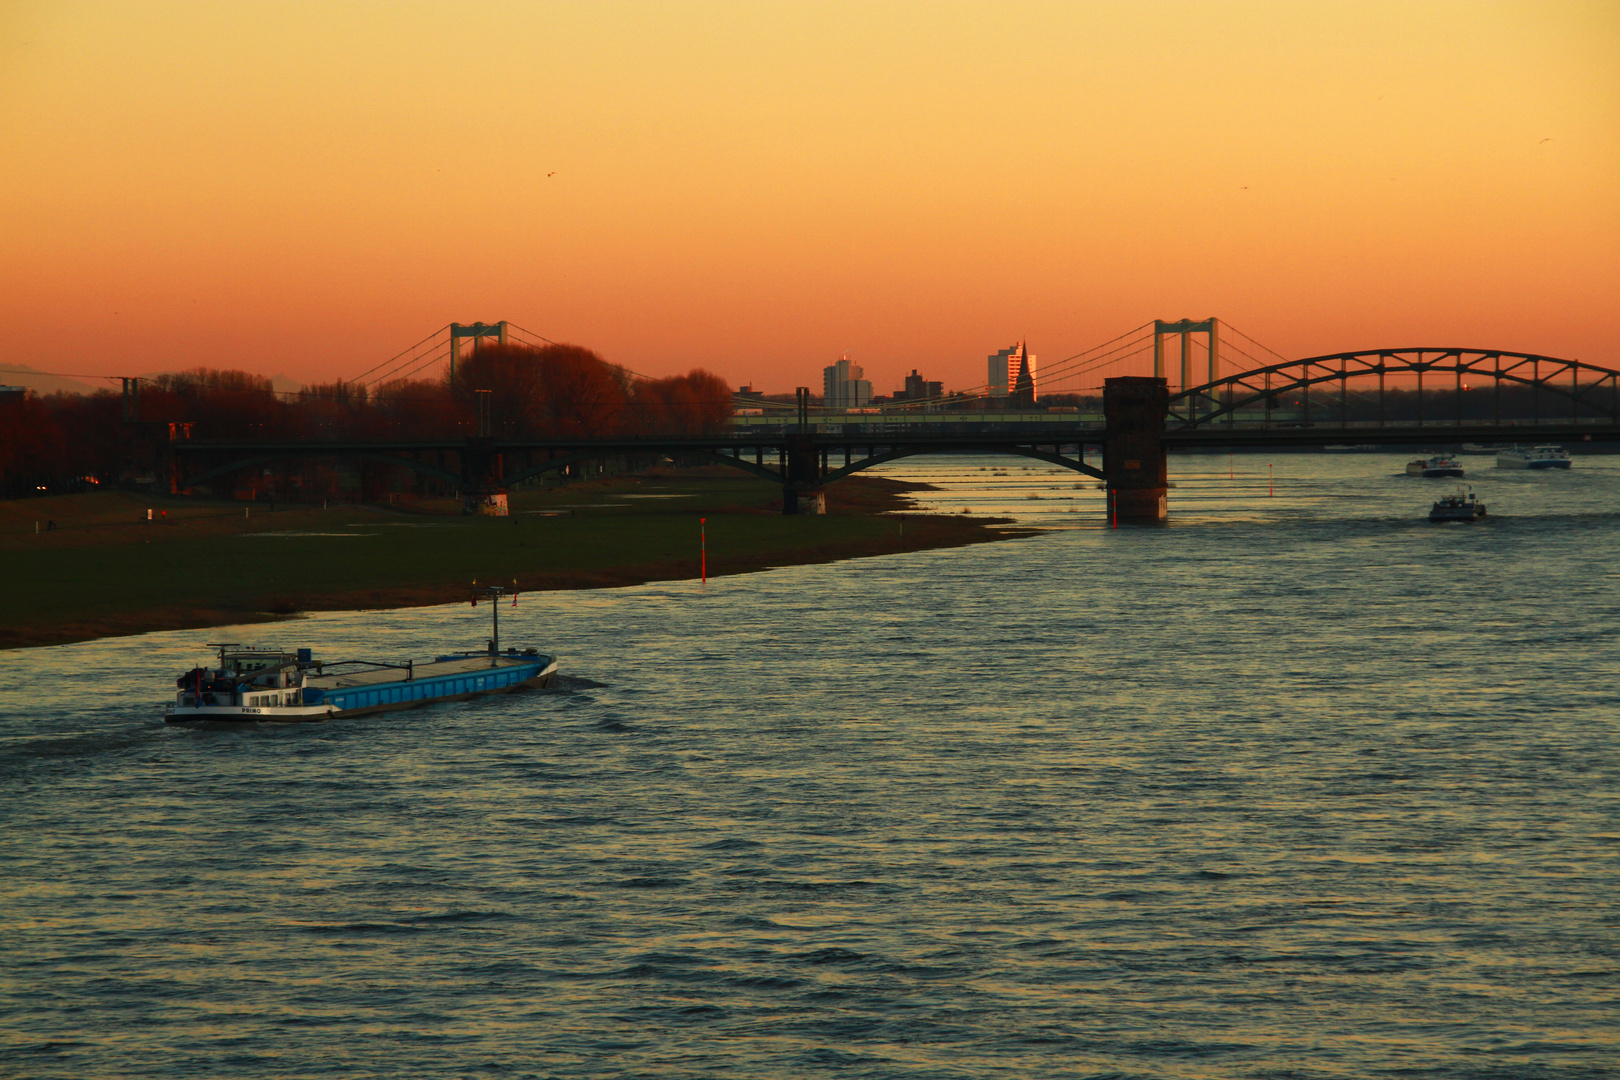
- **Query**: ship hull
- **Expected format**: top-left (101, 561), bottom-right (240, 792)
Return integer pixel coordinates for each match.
top-left (165, 656), bottom-right (558, 724)
top-left (164, 704), bottom-right (335, 724)
top-left (1406, 457), bottom-right (1464, 477)
top-left (1496, 445), bottom-right (1572, 470)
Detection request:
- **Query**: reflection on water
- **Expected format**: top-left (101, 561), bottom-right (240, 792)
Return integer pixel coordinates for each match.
top-left (3, 454), bottom-right (1617, 1079)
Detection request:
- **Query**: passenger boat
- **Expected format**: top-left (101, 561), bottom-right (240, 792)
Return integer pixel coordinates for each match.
top-left (1429, 489), bottom-right (1487, 523)
top-left (164, 586), bottom-right (557, 724)
top-left (1496, 444), bottom-right (1571, 470)
top-left (1406, 454), bottom-right (1464, 477)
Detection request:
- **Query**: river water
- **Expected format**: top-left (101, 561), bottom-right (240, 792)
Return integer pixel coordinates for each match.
top-left (3, 452), bottom-right (1617, 1079)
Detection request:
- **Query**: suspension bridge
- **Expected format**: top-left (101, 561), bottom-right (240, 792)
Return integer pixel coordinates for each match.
top-left (167, 320), bottom-right (1620, 521)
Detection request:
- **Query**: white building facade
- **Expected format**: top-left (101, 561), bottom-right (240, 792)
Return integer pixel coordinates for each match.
top-left (823, 358), bottom-right (874, 409)
top-left (987, 342), bottom-right (1037, 404)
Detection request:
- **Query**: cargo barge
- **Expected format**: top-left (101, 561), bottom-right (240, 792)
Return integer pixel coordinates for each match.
top-left (164, 586), bottom-right (556, 724)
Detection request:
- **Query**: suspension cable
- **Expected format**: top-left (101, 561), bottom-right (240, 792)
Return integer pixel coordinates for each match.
top-left (346, 324), bottom-right (451, 385)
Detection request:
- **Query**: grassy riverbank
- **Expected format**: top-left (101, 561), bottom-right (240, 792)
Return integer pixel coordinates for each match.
top-left (0, 470), bottom-right (1023, 650)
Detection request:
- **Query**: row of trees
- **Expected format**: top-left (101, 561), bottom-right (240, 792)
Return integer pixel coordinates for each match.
top-left (435, 343), bottom-right (733, 439)
top-left (1, 344), bottom-right (733, 497)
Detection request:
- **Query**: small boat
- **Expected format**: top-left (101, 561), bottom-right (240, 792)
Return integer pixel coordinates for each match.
top-left (1460, 442), bottom-right (1503, 455)
top-left (164, 586), bottom-right (557, 724)
top-left (1496, 444), bottom-right (1571, 470)
top-left (1429, 488), bottom-right (1487, 523)
top-left (1406, 454), bottom-right (1464, 477)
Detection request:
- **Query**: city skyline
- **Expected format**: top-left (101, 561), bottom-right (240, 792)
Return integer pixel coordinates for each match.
top-left (0, 339), bottom-right (1023, 402)
top-left (1, 2), bottom-right (1614, 393)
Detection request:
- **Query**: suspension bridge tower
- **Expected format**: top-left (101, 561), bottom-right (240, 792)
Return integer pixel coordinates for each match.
top-left (449, 322), bottom-right (509, 380)
top-left (1154, 319), bottom-right (1220, 392)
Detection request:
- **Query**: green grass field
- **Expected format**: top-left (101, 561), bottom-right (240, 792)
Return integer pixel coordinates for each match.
top-left (0, 470), bottom-right (1016, 649)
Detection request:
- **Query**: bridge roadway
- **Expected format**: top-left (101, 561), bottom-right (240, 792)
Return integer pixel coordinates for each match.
top-left (167, 357), bottom-right (1620, 519)
top-left (168, 429), bottom-right (1109, 516)
top-left (168, 421), bottom-right (1620, 465)
top-left (168, 419), bottom-right (1620, 510)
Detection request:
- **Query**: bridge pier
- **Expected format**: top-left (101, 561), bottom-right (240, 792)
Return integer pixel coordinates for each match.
top-left (1104, 376), bottom-right (1169, 522)
top-left (782, 434), bottom-right (825, 515)
top-left (460, 437), bottom-right (503, 513)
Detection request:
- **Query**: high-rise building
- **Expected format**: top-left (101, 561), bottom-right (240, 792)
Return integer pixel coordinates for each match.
top-left (895, 370), bottom-right (944, 403)
top-left (988, 342), bottom-right (1037, 405)
top-left (822, 357), bottom-right (873, 409)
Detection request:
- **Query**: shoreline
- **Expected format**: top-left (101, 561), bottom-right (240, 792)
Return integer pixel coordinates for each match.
top-left (1, 473), bottom-right (1031, 651)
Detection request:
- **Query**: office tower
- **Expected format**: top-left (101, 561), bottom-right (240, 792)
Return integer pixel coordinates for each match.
top-left (822, 357), bottom-right (873, 409)
top-left (987, 342), bottom-right (1037, 405)
top-left (895, 370), bottom-right (944, 403)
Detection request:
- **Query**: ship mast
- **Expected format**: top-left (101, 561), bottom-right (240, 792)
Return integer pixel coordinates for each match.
top-left (471, 585), bottom-right (507, 664)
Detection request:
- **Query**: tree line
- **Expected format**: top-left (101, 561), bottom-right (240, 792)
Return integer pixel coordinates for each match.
top-left (1, 343), bottom-right (733, 498)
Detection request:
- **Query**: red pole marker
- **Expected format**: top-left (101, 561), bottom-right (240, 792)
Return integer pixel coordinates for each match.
top-left (700, 518), bottom-right (707, 583)
top-left (1269, 464), bottom-right (1274, 497)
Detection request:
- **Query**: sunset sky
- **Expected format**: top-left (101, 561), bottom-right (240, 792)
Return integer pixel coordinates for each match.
top-left (2, 1), bottom-right (1615, 394)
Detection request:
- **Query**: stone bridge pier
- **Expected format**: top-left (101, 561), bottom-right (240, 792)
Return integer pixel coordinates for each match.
top-left (1104, 376), bottom-right (1169, 522)
top-left (460, 437), bottom-right (503, 512)
top-left (781, 434), bottom-right (826, 515)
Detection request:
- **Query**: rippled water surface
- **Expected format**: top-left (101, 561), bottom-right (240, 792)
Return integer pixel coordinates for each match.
top-left (4, 453), bottom-right (1618, 1079)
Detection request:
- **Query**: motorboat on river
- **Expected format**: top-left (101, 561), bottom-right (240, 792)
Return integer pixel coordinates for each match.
top-left (1429, 488), bottom-right (1487, 523)
top-left (1406, 454), bottom-right (1464, 477)
top-left (1496, 444), bottom-right (1571, 470)
top-left (164, 586), bottom-right (556, 724)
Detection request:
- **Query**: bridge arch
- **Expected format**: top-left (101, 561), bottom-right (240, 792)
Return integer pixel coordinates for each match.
top-left (820, 443), bottom-right (1103, 483)
top-left (1169, 349), bottom-right (1620, 429)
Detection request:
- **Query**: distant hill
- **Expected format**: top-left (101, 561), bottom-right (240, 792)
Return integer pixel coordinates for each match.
top-left (2, 366), bottom-right (309, 398)
top-left (135, 371), bottom-right (306, 396)
top-left (0, 365), bottom-right (105, 396)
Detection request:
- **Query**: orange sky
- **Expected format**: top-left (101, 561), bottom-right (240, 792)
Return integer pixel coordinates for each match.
top-left (2, 0), bottom-right (1616, 394)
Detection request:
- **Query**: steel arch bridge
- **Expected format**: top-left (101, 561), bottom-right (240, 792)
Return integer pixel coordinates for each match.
top-left (1168, 348), bottom-right (1620, 430)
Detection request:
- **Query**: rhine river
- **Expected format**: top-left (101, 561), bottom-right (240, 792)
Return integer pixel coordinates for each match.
top-left (3, 453), bottom-right (1617, 1079)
